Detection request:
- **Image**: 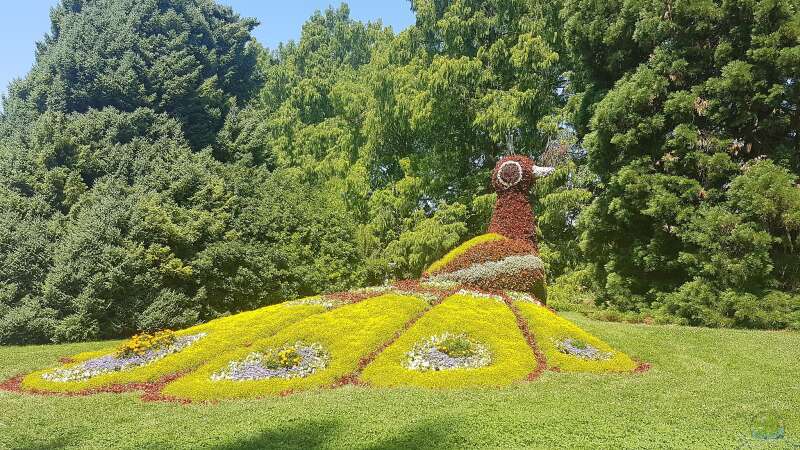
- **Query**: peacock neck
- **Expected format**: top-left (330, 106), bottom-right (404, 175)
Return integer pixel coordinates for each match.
top-left (488, 191), bottom-right (537, 246)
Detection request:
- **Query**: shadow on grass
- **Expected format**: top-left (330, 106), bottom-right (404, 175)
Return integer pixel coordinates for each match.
top-left (213, 419), bottom-right (340, 450)
top-left (366, 417), bottom-right (462, 450)
top-left (9, 436), bottom-right (75, 450)
top-left (209, 416), bottom-right (462, 449)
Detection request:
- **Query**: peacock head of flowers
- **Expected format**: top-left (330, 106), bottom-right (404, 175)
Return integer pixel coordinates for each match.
top-left (490, 155), bottom-right (554, 195)
top-left (488, 155), bottom-right (554, 243)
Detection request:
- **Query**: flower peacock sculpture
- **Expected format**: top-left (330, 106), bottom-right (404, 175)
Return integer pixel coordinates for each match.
top-left (5, 155), bottom-right (646, 402)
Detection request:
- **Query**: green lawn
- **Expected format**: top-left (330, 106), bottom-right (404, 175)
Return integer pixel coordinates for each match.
top-left (1, 313), bottom-right (798, 449)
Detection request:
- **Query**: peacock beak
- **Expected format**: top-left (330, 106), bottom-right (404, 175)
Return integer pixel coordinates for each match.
top-left (532, 165), bottom-right (555, 177)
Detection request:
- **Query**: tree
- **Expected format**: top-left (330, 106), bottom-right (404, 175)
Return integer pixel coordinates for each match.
top-left (1, 0), bottom-right (261, 150)
top-left (564, 0), bottom-right (800, 327)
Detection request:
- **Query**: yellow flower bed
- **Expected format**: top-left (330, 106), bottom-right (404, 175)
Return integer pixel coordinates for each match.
top-left (360, 293), bottom-right (537, 388)
top-left (425, 233), bottom-right (506, 275)
top-left (162, 293), bottom-right (428, 401)
top-left (116, 330), bottom-right (177, 358)
top-left (22, 299), bottom-right (328, 393)
top-left (514, 301), bottom-right (637, 373)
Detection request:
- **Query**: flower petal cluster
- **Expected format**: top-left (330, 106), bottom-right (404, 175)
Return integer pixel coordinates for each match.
top-left (455, 289), bottom-right (505, 303)
top-left (506, 291), bottom-right (543, 306)
top-left (116, 330), bottom-right (178, 358)
top-left (210, 342), bottom-right (328, 381)
top-left (405, 333), bottom-right (490, 371)
top-left (42, 333), bottom-right (207, 382)
top-left (285, 296), bottom-right (345, 309)
top-left (418, 280), bottom-right (460, 290)
top-left (430, 255), bottom-right (544, 285)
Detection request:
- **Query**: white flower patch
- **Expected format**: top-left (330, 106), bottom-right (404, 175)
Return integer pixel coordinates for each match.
top-left (285, 296), bottom-right (345, 309)
top-left (352, 285), bottom-right (393, 294)
top-left (419, 279), bottom-right (460, 290)
top-left (405, 333), bottom-right (491, 371)
top-left (454, 289), bottom-right (505, 303)
top-left (429, 255), bottom-right (545, 284)
top-left (390, 290), bottom-right (440, 304)
top-left (506, 290), bottom-right (543, 306)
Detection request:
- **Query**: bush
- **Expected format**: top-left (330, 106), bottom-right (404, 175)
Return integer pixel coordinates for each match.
top-left (728, 290), bottom-right (800, 331)
top-left (0, 299), bottom-right (57, 345)
top-left (657, 282), bottom-right (800, 330)
top-left (569, 0), bottom-right (800, 329)
top-left (546, 268), bottom-right (596, 313)
top-left (137, 290), bottom-right (200, 333)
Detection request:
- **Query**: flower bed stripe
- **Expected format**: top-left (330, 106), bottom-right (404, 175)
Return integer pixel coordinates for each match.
top-left (331, 280), bottom-right (457, 387)
top-left (21, 300), bottom-right (327, 394)
top-left (428, 255), bottom-right (544, 285)
top-left (501, 294), bottom-right (548, 381)
top-left (1, 372), bottom-right (191, 404)
top-left (161, 293), bottom-right (428, 400)
top-left (425, 233), bottom-right (506, 276)
top-left (436, 238), bottom-right (538, 274)
top-left (513, 300), bottom-right (639, 373)
top-left (360, 292), bottom-right (537, 389)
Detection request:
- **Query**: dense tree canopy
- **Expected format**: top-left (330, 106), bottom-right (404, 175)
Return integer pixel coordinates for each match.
top-left (0, 0), bottom-right (798, 344)
top-left (565, 0), bottom-right (800, 327)
top-left (2, 0), bottom-right (260, 150)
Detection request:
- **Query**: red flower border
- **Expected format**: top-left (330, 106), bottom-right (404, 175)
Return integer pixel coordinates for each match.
top-left (0, 371), bottom-right (192, 404)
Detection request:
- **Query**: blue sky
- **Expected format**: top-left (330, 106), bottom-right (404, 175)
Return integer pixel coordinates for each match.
top-left (0, 1), bottom-right (416, 100)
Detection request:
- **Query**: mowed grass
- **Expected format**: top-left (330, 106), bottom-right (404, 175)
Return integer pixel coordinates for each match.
top-left (1, 313), bottom-right (798, 449)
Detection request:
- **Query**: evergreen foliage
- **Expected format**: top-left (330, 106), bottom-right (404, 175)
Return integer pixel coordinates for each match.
top-left (0, 0), bottom-right (798, 344)
top-left (563, 0), bottom-right (800, 326)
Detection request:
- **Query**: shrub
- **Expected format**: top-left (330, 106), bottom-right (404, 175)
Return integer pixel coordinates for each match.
top-left (0, 298), bottom-right (57, 345)
top-left (546, 268), bottom-right (596, 312)
top-left (136, 290), bottom-right (200, 333)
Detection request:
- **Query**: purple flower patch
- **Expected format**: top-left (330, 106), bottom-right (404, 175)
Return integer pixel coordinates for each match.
top-left (405, 333), bottom-right (491, 371)
top-left (556, 338), bottom-right (611, 360)
top-left (42, 333), bottom-right (207, 382)
top-left (211, 342), bottom-right (328, 381)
